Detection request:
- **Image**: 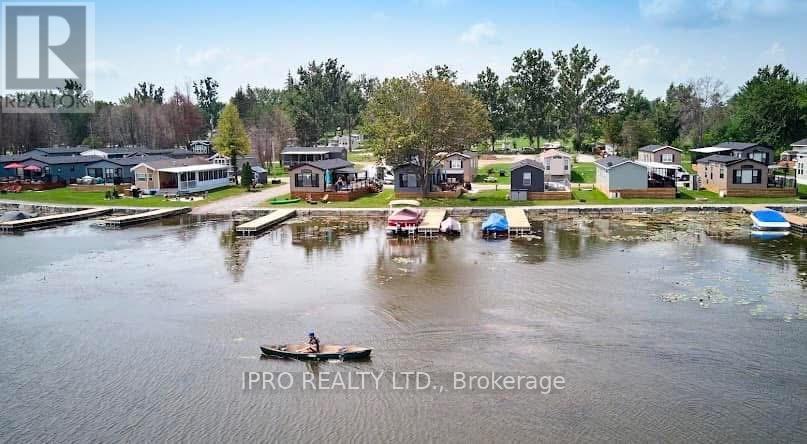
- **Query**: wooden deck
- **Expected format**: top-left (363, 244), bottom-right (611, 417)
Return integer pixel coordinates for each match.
top-left (504, 208), bottom-right (531, 235)
top-left (104, 207), bottom-right (191, 228)
top-left (235, 209), bottom-right (296, 236)
top-left (417, 209), bottom-right (446, 236)
top-left (0, 207), bottom-right (113, 232)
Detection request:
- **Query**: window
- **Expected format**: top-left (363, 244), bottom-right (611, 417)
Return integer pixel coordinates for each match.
top-left (523, 172), bottom-right (532, 186)
top-left (399, 173), bottom-right (418, 188)
top-left (733, 167), bottom-right (761, 184)
top-left (719, 166), bottom-right (724, 179)
top-left (661, 153), bottom-right (674, 163)
top-left (295, 169), bottom-right (318, 187)
top-left (749, 151), bottom-right (766, 163)
top-left (449, 159), bottom-right (462, 169)
top-left (136, 173), bottom-right (146, 181)
top-left (563, 159), bottom-right (569, 171)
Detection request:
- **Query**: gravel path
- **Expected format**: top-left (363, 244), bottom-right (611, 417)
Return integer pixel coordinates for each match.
top-left (192, 181), bottom-right (289, 215)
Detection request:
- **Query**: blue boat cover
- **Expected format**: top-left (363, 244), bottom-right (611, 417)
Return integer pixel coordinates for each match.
top-left (482, 212), bottom-right (509, 232)
top-left (752, 209), bottom-right (787, 223)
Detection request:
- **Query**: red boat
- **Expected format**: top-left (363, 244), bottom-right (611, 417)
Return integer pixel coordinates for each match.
top-left (387, 207), bottom-right (424, 235)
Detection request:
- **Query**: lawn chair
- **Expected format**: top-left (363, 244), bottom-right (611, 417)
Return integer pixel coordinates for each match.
top-left (320, 193), bottom-right (330, 204)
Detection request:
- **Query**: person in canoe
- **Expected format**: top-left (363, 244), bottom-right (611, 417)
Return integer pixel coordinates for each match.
top-left (302, 330), bottom-right (320, 353)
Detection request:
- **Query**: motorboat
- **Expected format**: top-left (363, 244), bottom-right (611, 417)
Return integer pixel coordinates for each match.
top-left (481, 212), bottom-right (508, 235)
top-left (439, 217), bottom-right (461, 235)
top-left (750, 209), bottom-right (789, 238)
top-left (387, 200), bottom-right (423, 235)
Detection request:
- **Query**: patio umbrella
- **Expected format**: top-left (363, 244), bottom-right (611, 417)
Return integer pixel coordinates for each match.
top-left (4, 162), bottom-right (24, 169)
top-left (324, 169), bottom-right (332, 187)
top-left (22, 165), bottom-right (41, 172)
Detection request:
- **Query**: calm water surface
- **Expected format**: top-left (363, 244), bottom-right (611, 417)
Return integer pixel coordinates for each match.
top-left (1, 214), bottom-right (806, 443)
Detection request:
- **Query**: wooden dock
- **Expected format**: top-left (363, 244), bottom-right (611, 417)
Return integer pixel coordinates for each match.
top-left (104, 207), bottom-right (191, 228)
top-left (235, 209), bottom-right (296, 236)
top-left (504, 208), bottom-right (531, 235)
top-left (417, 209), bottom-right (446, 236)
top-left (0, 207), bottom-right (112, 232)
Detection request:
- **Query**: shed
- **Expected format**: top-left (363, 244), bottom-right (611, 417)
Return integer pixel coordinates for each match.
top-left (509, 159), bottom-right (544, 201)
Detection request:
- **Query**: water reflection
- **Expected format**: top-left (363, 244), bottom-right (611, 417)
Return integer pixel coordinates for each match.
top-left (219, 227), bottom-right (252, 282)
top-left (290, 218), bottom-right (372, 257)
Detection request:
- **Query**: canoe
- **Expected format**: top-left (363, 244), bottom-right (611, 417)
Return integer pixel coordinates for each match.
top-left (270, 198), bottom-right (301, 205)
top-left (260, 344), bottom-right (372, 361)
top-left (481, 212), bottom-right (508, 234)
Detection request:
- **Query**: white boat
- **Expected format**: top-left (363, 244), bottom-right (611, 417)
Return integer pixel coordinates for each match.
top-left (750, 209), bottom-right (789, 238)
top-left (439, 217), bottom-right (461, 234)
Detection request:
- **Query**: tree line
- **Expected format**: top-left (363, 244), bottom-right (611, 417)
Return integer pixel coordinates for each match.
top-left (1, 47), bottom-right (805, 159)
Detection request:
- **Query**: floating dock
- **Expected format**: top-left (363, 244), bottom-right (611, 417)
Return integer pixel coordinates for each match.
top-left (417, 209), bottom-right (446, 236)
top-left (504, 208), bottom-right (531, 235)
top-left (235, 209), bottom-right (296, 236)
top-left (104, 207), bottom-right (191, 228)
top-left (0, 207), bottom-right (113, 232)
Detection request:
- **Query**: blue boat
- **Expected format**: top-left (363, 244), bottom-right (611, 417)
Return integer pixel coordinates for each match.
top-left (481, 212), bottom-right (508, 234)
top-left (750, 209), bottom-right (789, 238)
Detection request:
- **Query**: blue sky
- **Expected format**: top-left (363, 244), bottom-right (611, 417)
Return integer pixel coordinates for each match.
top-left (87, 0), bottom-right (807, 101)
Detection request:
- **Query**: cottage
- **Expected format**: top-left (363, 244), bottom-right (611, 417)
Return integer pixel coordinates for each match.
top-left (690, 141), bottom-right (774, 165)
top-left (288, 158), bottom-right (368, 201)
top-left (637, 145), bottom-right (681, 165)
top-left (130, 158), bottom-right (229, 195)
top-left (189, 140), bottom-right (213, 155)
top-left (439, 151), bottom-right (478, 184)
top-left (28, 146), bottom-right (85, 157)
top-left (791, 138), bottom-right (807, 185)
top-left (280, 146), bottom-right (348, 168)
top-left (509, 159), bottom-right (544, 201)
top-left (595, 156), bottom-right (650, 198)
top-left (85, 156), bottom-right (167, 184)
top-left (0, 154), bottom-right (99, 183)
top-left (538, 149), bottom-right (572, 183)
top-left (696, 155), bottom-right (795, 197)
top-left (392, 162), bottom-right (451, 197)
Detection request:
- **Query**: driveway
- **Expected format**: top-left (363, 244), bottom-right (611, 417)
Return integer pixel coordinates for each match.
top-left (193, 180), bottom-right (289, 215)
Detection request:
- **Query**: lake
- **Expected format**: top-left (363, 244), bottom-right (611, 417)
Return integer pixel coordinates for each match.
top-left (1, 214), bottom-right (805, 443)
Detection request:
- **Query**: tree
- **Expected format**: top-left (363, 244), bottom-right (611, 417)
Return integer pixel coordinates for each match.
top-left (193, 77), bottom-right (224, 133)
top-left (725, 65), bottom-right (807, 149)
top-left (285, 58), bottom-right (351, 145)
top-left (553, 45), bottom-right (620, 151)
top-left (240, 162), bottom-right (254, 189)
top-left (213, 103), bottom-right (251, 180)
top-left (131, 82), bottom-right (165, 104)
top-left (249, 107), bottom-right (295, 168)
top-left (362, 73), bottom-right (492, 195)
top-left (509, 49), bottom-right (556, 147)
top-left (651, 98), bottom-right (680, 145)
top-left (470, 67), bottom-right (511, 150)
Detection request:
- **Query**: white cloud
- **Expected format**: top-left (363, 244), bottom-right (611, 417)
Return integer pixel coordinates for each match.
top-left (459, 22), bottom-right (498, 45)
top-left (763, 41), bottom-right (785, 58)
top-left (639, 0), bottom-right (799, 27)
top-left (185, 47), bottom-right (227, 67)
top-left (623, 44), bottom-right (661, 69)
top-left (88, 59), bottom-right (119, 79)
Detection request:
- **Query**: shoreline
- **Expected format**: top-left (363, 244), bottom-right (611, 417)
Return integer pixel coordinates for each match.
top-left (4, 199), bottom-right (807, 219)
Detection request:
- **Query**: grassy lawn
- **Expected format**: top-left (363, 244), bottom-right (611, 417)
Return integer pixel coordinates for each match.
top-left (265, 164), bottom-right (287, 177)
top-left (0, 185), bottom-right (246, 208)
top-left (474, 163), bottom-right (511, 184)
top-left (347, 150), bottom-right (377, 163)
top-left (263, 184), bottom-right (807, 209)
top-left (681, 152), bottom-right (696, 173)
top-left (571, 163), bottom-right (596, 183)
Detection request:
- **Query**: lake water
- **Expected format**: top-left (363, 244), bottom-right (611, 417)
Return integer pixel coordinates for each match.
top-left (1, 214), bottom-right (806, 443)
